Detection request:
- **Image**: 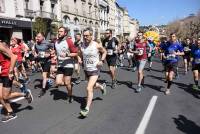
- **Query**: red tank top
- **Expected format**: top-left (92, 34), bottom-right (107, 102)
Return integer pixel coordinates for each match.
top-left (0, 53), bottom-right (11, 76)
top-left (11, 45), bottom-right (23, 62)
top-left (135, 42), bottom-right (147, 60)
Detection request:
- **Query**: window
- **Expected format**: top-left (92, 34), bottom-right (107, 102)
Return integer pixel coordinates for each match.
top-left (74, 17), bottom-right (79, 25)
top-left (63, 15), bottom-right (70, 24)
top-left (0, 0), bottom-right (5, 12)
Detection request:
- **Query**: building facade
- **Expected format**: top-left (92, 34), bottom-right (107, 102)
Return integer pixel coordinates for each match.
top-left (0, 0), bottom-right (139, 42)
top-left (99, 0), bottom-right (108, 38)
top-left (61, 0), bottom-right (100, 41)
top-left (115, 2), bottom-right (124, 40)
top-left (107, 0), bottom-right (116, 36)
top-left (0, 0), bottom-right (61, 41)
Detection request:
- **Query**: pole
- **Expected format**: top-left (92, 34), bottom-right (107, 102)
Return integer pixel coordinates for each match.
top-left (30, 18), bottom-right (33, 40)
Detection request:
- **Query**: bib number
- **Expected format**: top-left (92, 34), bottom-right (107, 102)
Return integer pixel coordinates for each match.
top-left (137, 48), bottom-right (144, 56)
top-left (84, 59), bottom-right (94, 66)
top-left (107, 49), bottom-right (113, 55)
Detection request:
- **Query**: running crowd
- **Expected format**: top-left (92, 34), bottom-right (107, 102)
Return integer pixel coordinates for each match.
top-left (0, 26), bottom-right (200, 122)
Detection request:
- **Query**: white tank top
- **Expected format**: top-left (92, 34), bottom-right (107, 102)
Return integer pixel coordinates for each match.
top-left (81, 41), bottom-right (99, 71)
top-left (55, 39), bottom-right (74, 68)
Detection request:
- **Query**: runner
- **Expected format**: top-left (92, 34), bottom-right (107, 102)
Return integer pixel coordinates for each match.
top-left (74, 33), bottom-right (83, 84)
top-left (0, 41), bottom-right (33, 122)
top-left (160, 33), bottom-right (184, 95)
top-left (54, 27), bottom-right (78, 103)
top-left (182, 38), bottom-right (192, 74)
top-left (191, 37), bottom-right (200, 90)
top-left (102, 29), bottom-right (119, 89)
top-left (35, 32), bottom-right (53, 97)
top-left (146, 37), bottom-right (156, 71)
top-left (127, 38), bottom-right (136, 71)
top-left (133, 32), bottom-right (147, 92)
top-left (79, 27), bottom-right (107, 117)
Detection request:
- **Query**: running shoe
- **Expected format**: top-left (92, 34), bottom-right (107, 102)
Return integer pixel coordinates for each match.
top-left (136, 85), bottom-right (142, 93)
top-left (1, 112), bottom-right (17, 123)
top-left (75, 77), bottom-right (81, 84)
top-left (192, 84), bottom-right (199, 90)
top-left (111, 80), bottom-right (117, 89)
top-left (25, 78), bottom-right (31, 85)
top-left (20, 84), bottom-right (29, 93)
top-left (38, 89), bottom-right (46, 97)
top-left (68, 96), bottom-right (74, 103)
top-left (80, 109), bottom-right (89, 117)
top-left (25, 89), bottom-right (33, 103)
top-left (165, 89), bottom-right (171, 95)
top-left (101, 83), bottom-right (107, 95)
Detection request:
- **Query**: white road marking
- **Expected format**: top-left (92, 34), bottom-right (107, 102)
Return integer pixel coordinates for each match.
top-left (135, 96), bottom-right (158, 134)
top-left (0, 97), bottom-right (25, 107)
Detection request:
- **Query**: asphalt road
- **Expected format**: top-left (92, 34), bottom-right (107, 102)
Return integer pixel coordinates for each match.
top-left (1, 57), bottom-right (200, 134)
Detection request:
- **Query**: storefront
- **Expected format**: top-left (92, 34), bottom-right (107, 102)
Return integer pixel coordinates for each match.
top-left (0, 18), bottom-right (31, 42)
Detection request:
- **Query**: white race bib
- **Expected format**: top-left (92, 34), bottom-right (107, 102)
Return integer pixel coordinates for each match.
top-left (107, 49), bottom-right (113, 55)
top-left (38, 51), bottom-right (45, 58)
top-left (195, 58), bottom-right (200, 64)
top-left (184, 47), bottom-right (190, 51)
top-left (166, 54), bottom-right (176, 60)
top-left (25, 53), bottom-right (29, 57)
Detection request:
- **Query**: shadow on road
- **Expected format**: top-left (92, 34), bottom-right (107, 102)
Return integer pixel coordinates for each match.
top-left (143, 83), bottom-right (164, 93)
top-left (173, 82), bottom-right (200, 99)
top-left (173, 115), bottom-right (200, 134)
top-left (117, 80), bottom-right (132, 88)
top-left (50, 89), bottom-right (68, 101)
top-left (34, 79), bottom-right (42, 89)
top-left (1, 102), bottom-right (33, 115)
top-left (147, 74), bottom-right (165, 82)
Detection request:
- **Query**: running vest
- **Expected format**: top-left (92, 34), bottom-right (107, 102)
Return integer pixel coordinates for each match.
top-left (11, 45), bottom-right (23, 62)
top-left (55, 38), bottom-right (74, 68)
top-left (0, 53), bottom-right (11, 76)
top-left (81, 41), bottom-right (99, 71)
top-left (192, 46), bottom-right (200, 64)
top-left (35, 40), bottom-right (52, 60)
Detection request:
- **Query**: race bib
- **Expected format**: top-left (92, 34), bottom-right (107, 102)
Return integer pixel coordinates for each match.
top-left (38, 51), bottom-right (45, 58)
top-left (137, 48), bottom-right (144, 56)
top-left (107, 49), bottom-right (113, 55)
top-left (84, 58), bottom-right (95, 66)
top-left (195, 58), bottom-right (200, 64)
top-left (0, 66), bottom-right (1, 73)
top-left (184, 47), bottom-right (190, 51)
top-left (166, 54), bottom-right (176, 60)
top-left (25, 53), bottom-right (29, 57)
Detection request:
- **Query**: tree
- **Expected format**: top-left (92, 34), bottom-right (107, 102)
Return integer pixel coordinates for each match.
top-left (165, 11), bottom-right (200, 39)
top-left (33, 17), bottom-right (48, 37)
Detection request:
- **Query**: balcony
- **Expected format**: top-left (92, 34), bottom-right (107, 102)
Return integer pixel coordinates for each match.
top-left (24, 9), bottom-right (35, 19)
top-left (39, 11), bottom-right (56, 20)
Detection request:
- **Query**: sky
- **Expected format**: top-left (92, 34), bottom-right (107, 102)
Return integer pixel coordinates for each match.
top-left (117, 0), bottom-right (200, 26)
